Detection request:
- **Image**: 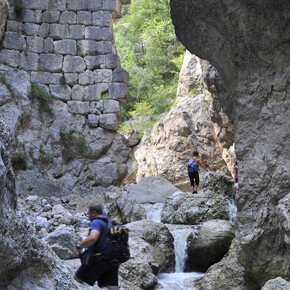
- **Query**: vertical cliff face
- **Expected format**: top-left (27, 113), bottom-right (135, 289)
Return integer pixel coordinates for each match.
top-left (170, 0), bottom-right (290, 288)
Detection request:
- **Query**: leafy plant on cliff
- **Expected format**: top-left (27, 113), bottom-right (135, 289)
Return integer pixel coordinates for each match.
top-left (38, 144), bottom-right (53, 164)
top-left (31, 82), bottom-right (54, 114)
top-left (114, 0), bottom-right (185, 129)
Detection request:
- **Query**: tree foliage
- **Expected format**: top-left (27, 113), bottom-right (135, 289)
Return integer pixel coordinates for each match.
top-left (114, 0), bottom-right (185, 132)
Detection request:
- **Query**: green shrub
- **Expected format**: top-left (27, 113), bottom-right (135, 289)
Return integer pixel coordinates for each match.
top-left (38, 144), bottom-right (53, 164)
top-left (31, 82), bottom-right (54, 114)
top-left (60, 128), bottom-right (87, 161)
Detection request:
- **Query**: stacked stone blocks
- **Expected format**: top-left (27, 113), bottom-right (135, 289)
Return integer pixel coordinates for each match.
top-left (0, 0), bottom-right (129, 131)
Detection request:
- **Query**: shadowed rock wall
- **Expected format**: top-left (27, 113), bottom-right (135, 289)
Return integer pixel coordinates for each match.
top-left (171, 0), bottom-right (290, 288)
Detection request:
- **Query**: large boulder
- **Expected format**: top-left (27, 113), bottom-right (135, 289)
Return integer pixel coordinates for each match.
top-left (43, 226), bottom-right (77, 260)
top-left (75, 186), bottom-right (147, 224)
top-left (119, 259), bottom-right (157, 290)
top-left (186, 219), bottom-right (235, 272)
top-left (124, 176), bottom-right (180, 203)
top-left (125, 220), bottom-right (175, 273)
top-left (194, 240), bottom-right (247, 290)
top-left (202, 171), bottom-right (235, 198)
top-left (161, 191), bottom-right (230, 225)
top-left (261, 277), bottom-right (290, 290)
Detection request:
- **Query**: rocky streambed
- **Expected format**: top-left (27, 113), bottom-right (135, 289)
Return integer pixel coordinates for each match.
top-left (8, 172), bottom-right (237, 289)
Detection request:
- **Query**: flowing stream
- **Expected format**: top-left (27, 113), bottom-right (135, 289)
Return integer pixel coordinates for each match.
top-left (142, 197), bottom-right (237, 289)
top-left (143, 203), bottom-right (204, 289)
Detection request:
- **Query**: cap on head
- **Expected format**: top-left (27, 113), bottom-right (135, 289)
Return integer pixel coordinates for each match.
top-left (192, 151), bottom-right (199, 156)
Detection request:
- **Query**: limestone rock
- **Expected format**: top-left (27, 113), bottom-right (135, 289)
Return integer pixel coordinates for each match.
top-left (186, 219), bottom-right (235, 272)
top-left (161, 191), bottom-right (230, 225)
top-left (261, 277), bottom-right (290, 290)
top-left (52, 204), bottom-right (73, 225)
top-left (203, 171), bottom-right (235, 198)
top-left (171, 0), bottom-right (290, 287)
top-left (125, 176), bottom-right (180, 203)
top-left (194, 241), bottom-right (247, 290)
top-left (126, 220), bottom-right (175, 274)
top-left (128, 52), bottom-right (235, 191)
top-left (119, 259), bottom-right (157, 290)
top-left (43, 226), bottom-right (77, 260)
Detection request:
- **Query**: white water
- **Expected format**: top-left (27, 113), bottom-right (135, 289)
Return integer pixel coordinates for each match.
top-left (172, 229), bottom-right (193, 273)
top-left (155, 228), bottom-right (204, 289)
top-left (142, 203), bottom-right (164, 222)
top-left (228, 198), bottom-right (237, 224)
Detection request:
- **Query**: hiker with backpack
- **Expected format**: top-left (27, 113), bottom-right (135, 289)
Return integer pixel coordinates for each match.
top-left (187, 151), bottom-right (208, 194)
top-left (73, 204), bottom-right (129, 289)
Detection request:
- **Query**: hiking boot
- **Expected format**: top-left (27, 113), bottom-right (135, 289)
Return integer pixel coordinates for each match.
top-left (192, 190), bottom-right (197, 194)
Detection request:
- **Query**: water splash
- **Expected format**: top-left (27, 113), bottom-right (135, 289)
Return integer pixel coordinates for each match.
top-left (228, 198), bottom-right (237, 224)
top-left (172, 228), bottom-right (193, 272)
top-left (142, 203), bottom-right (164, 222)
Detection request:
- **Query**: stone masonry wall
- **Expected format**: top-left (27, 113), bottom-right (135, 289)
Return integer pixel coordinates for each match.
top-left (0, 0), bottom-right (129, 131)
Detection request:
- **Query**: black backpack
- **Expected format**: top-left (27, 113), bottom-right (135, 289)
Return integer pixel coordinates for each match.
top-left (93, 217), bottom-right (130, 266)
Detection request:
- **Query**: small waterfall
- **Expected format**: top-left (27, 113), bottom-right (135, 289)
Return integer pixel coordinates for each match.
top-left (228, 198), bottom-right (237, 224)
top-left (142, 203), bottom-right (164, 222)
top-left (156, 228), bottom-right (204, 289)
top-left (172, 228), bottom-right (193, 272)
top-left (143, 204), bottom-right (204, 289)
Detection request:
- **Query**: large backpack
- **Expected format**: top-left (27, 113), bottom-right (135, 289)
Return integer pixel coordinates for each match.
top-left (93, 217), bottom-right (130, 266)
top-left (187, 157), bottom-right (198, 173)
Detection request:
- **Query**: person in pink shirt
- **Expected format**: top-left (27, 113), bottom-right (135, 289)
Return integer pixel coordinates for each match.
top-left (233, 161), bottom-right (238, 183)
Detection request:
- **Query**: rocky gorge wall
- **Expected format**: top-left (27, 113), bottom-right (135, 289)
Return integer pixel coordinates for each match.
top-left (127, 51), bottom-right (235, 191)
top-left (0, 0), bottom-right (132, 287)
top-left (171, 0), bottom-right (290, 288)
top-left (0, 0), bottom-right (131, 197)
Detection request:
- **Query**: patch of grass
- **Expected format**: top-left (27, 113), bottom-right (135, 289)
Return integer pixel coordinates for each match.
top-left (38, 144), bottom-right (53, 164)
top-left (101, 92), bottom-right (109, 100)
top-left (31, 82), bottom-right (54, 115)
top-left (11, 151), bottom-right (28, 171)
top-left (31, 82), bottom-right (54, 102)
top-left (60, 128), bottom-right (87, 161)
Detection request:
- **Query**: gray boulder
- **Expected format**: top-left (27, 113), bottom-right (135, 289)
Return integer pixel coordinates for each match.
top-left (186, 220), bottom-right (235, 272)
top-left (161, 191), bottom-right (230, 224)
top-left (52, 204), bottom-right (73, 225)
top-left (118, 220), bottom-right (174, 289)
top-left (194, 241), bottom-right (247, 290)
top-left (203, 171), bottom-right (235, 198)
top-left (80, 187), bottom-right (147, 224)
top-left (126, 176), bottom-right (180, 203)
top-left (261, 277), bottom-right (290, 290)
top-left (35, 216), bottom-right (52, 233)
top-left (126, 220), bottom-right (175, 274)
top-left (119, 259), bottom-right (157, 290)
top-left (43, 226), bottom-right (77, 260)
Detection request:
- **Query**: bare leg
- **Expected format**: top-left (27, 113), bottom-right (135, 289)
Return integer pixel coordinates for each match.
top-left (73, 274), bottom-right (83, 284)
top-left (107, 286), bottom-right (119, 290)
